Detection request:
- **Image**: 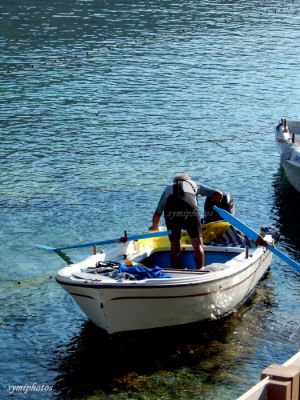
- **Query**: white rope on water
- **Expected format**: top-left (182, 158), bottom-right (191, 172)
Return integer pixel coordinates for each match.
top-left (289, 321), bottom-right (300, 341)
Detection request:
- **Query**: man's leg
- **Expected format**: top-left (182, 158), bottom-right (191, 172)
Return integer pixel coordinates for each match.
top-left (191, 236), bottom-right (205, 269)
top-left (165, 218), bottom-right (182, 269)
top-left (170, 240), bottom-right (181, 269)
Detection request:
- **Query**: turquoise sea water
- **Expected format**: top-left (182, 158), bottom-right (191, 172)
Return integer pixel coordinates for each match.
top-left (1, 1), bottom-right (300, 399)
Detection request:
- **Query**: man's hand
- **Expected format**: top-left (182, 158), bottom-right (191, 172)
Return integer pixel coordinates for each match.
top-left (212, 191), bottom-right (223, 203)
top-left (150, 212), bottom-right (161, 231)
top-left (255, 236), bottom-right (269, 247)
top-left (149, 225), bottom-right (159, 231)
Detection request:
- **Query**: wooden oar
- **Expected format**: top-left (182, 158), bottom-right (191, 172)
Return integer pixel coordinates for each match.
top-left (36, 230), bottom-right (171, 252)
top-left (213, 206), bottom-right (300, 272)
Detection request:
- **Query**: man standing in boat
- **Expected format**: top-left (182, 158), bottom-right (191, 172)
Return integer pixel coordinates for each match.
top-left (149, 173), bottom-right (223, 270)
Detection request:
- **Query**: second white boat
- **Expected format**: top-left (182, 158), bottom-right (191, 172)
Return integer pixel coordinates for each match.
top-left (275, 118), bottom-right (300, 192)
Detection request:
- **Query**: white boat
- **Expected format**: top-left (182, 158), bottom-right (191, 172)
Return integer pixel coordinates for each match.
top-left (275, 118), bottom-right (300, 192)
top-left (56, 222), bottom-right (277, 335)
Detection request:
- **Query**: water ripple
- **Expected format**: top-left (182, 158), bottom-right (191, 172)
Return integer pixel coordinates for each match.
top-left (1, 1), bottom-right (300, 399)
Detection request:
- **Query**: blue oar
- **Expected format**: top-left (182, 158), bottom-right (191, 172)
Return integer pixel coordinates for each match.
top-left (36, 230), bottom-right (171, 252)
top-left (213, 205), bottom-right (300, 272)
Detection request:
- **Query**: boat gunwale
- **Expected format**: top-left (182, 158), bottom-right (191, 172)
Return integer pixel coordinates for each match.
top-left (286, 158), bottom-right (300, 167)
top-left (55, 247), bottom-right (271, 290)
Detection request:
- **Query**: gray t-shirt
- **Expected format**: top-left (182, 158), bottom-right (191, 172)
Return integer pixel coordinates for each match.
top-left (155, 179), bottom-right (216, 215)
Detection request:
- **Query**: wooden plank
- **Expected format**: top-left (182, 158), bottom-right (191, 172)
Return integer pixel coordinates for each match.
top-left (237, 378), bottom-right (268, 400)
top-left (237, 351), bottom-right (300, 400)
top-left (284, 351), bottom-right (300, 369)
top-left (268, 379), bottom-right (291, 400)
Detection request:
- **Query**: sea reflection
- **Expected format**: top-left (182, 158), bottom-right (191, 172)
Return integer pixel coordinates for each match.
top-left (272, 169), bottom-right (300, 261)
top-left (52, 282), bottom-right (274, 400)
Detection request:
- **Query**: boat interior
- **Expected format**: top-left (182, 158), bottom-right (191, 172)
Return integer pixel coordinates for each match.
top-left (140, 247), bottom-right (244, 270)
top-left (65, 240), bottom-right (253, 283)
top-left (64, 223), bottom-right (261, 282)
top-left (284, 120), bottom-right (300, 144)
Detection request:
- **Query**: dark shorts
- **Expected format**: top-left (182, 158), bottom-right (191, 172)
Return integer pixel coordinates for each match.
top-left (165, 215), bottom-right (202, 242)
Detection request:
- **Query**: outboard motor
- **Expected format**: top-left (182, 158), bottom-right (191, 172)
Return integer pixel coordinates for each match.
top-left (203, 191), bottom-right (235, 223)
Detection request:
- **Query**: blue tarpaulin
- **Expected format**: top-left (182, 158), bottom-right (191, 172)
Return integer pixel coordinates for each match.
top-left (118, 265), bottom-right (171, 280)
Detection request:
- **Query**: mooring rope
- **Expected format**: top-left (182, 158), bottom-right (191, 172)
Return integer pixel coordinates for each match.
top-left (194, 122), bottom-right (276, 150)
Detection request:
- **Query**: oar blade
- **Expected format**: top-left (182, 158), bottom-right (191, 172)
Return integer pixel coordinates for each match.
top-left (267, 244), bottom-right (300, 272)
top-left (213, 205), bottom-right (300, 272)
top-left (36, 243), bottom-right (57, 251)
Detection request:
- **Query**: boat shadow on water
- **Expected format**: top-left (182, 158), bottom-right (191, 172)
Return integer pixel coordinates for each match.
top-left (272, 168), bottom-right (300, 261)
top-left (52, 275), bottom-right (274, 400)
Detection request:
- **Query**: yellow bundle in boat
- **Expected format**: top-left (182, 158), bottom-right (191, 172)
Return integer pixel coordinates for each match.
top-left (138, 221), bottom-right (231, 251)
top-left (202, 221), bottom-right (231, 243)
